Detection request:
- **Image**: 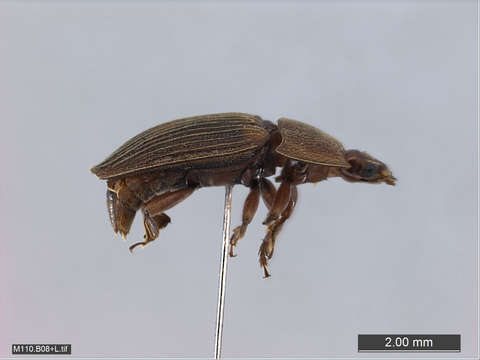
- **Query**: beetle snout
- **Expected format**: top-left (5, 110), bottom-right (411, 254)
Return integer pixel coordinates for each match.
top-left (381, 169), bottom-right (396, 186)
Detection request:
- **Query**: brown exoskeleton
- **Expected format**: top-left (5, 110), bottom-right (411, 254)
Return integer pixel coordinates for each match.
top-left (91, 113), bottom-right (396, 277)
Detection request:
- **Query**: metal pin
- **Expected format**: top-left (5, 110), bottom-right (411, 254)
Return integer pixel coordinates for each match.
top-left (214, 185), bottom-right (233, 359)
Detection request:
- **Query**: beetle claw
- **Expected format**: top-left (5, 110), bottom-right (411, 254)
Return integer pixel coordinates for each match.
top-left (129, 240), bottom-right (149, 252)
top-left (129, 242), bottom-right (140, 252)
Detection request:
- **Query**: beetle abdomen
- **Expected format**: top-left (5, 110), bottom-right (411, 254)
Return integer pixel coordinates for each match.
top-left (91, 113), bottom-right (271, 179)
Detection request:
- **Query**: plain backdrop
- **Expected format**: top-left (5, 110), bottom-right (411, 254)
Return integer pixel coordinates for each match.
top-left (0, 0), bottom-right (478, 358)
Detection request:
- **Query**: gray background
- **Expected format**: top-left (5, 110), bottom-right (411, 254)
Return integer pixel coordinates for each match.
top-left (0, 0), bottom-right (478, 358)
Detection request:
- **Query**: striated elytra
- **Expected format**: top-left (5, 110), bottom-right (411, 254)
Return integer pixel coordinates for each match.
top-left (91, 112), bottom-right (396, 277)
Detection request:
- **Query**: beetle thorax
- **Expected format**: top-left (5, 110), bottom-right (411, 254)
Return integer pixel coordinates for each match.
top-left (276, 161), bottom-right (338, 185)
top-left (305, 164), bottom-right (339, 183)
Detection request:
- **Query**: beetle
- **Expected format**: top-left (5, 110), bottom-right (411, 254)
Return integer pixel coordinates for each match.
top-left (91, 112), bottom-right (396, 277)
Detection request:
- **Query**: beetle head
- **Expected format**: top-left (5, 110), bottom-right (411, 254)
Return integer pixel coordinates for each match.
top-left (340, 150), bottom-right (396, 185)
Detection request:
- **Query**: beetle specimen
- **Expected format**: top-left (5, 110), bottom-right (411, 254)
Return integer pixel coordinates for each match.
top-left (91, 113), bottom-right (396, 277)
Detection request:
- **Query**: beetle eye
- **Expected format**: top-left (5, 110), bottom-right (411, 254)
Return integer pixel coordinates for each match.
top-left (361, 163), bottom-right (378, 178)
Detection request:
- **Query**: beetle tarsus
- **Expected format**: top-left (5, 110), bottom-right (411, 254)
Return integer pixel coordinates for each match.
top-left (230, 180), bottom-right (260, 257)
top-left (258, 238), bottom-right (274, 278)
top-left (259, 250), bottom-right (271, 278)
top-left (229, 225), bottom-right (245, 257)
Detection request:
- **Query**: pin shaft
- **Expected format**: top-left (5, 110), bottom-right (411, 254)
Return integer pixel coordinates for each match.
top-left (214, 185), bottom-right (233, 359)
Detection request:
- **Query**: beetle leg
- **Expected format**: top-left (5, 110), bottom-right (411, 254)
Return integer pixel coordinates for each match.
top-left (129, 213), bottom-right (171, 252)
top-left (266, 185), bottom-right (298, 257)
top-left (259, 185), bottom-right (298, 278)
top-left (129, 187), bottom-right (195, 252)
top-left (259, 178), bottom-right (276, 210)
top-left (263, 181), bottom-right (292, 225)
top-left (229, 180), bottom-right (260, 257)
